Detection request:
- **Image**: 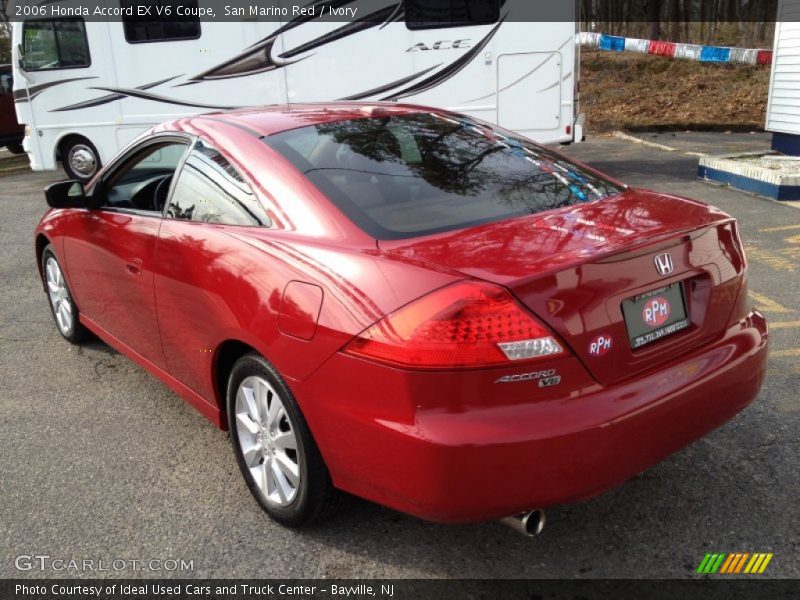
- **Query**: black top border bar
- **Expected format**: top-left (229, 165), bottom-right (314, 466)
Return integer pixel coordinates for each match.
top-left (5, 0), bottom-right (795, 23)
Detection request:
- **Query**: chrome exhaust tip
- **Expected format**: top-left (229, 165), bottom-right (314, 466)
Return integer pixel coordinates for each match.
top-left (500, 509), bottom-right (545, 537)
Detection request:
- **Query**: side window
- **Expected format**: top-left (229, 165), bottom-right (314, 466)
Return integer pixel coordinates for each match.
top-left (405, 0), bottom-right (499, 30)
top-left (101, 141), bottom-right (188, 212)
top-left (280, 126), bottom-right (321, 159)
top-left (22, 19), bottom-right (90, 71)
top-left (122, 0), bottom-right (201, 43)
top-left (166, 141), bottom-right (270, 226)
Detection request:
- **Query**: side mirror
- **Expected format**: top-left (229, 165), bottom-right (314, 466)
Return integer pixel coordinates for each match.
top-left (45, 180), bottom-right (88, 209)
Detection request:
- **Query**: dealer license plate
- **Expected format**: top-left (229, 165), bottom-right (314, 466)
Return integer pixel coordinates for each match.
top-left (621, 283), bottom-right (690, 349)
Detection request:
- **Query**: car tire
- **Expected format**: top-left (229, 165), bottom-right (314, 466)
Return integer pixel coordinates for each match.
top-left (227, 352), bottom-right (340, 526)
top-left (60, 136), bottom-right (100, 181)
top-left (6, 143), bottom-right (24, 155)
top-left (42, 245), bottom-right (90, 344)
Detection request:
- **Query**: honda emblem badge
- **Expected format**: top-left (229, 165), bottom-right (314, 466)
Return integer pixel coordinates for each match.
top-left (654, 253), bottom-right (674, 276)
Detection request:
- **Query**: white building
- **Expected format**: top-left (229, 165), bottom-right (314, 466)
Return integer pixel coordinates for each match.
top-left (766, 0), bottom-right (800, 155)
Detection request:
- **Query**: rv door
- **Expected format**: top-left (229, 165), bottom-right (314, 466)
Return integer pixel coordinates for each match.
top-left (496, 50), bottom-right (562, 133)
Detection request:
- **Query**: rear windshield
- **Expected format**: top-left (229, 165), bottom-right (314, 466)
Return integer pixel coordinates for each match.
top-left (265, 113), bottom-right (623, 240)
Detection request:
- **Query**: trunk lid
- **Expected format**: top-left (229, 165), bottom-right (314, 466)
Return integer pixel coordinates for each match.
top-left (380, 190), bottom-right (746, 385)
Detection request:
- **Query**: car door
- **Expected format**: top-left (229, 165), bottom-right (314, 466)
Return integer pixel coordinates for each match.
top-left (155, 139), bottom-right (271, 399)
top-left (63, 135), bottom-right (191, 369)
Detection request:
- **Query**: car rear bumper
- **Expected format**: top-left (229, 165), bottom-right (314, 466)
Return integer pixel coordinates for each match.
top-left (296, 311), bottom-right (768, 523)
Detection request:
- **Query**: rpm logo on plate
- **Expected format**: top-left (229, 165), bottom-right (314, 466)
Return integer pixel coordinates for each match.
top-left (642, 296), bottom-right (671, 328)
top-left (588, 335), bottom-right (612, 357)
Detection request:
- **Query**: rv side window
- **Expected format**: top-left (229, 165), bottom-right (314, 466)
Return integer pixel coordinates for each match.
top-left (22, 19), bottom-right (90, 71)
top-left (122, 0), bottom-right (201, 43)
top-left (167, 141), bottom-right (270, 227)
top-left (405, 0), bottom-right (499, 30)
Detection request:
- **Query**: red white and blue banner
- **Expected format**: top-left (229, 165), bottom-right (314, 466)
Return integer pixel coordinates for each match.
top-left (577, 32), bottom-right (773, 65)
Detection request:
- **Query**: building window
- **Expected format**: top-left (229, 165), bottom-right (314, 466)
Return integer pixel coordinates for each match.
top-left (405, 0), bottom-right (499, 30)
top-left (122, 0), bottom-right (201, 43)
top-left (22, 19), bottom-right (90, 71)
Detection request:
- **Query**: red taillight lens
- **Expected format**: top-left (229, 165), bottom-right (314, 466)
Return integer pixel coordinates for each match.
top-left (342, 281), bottom-right (564, 369)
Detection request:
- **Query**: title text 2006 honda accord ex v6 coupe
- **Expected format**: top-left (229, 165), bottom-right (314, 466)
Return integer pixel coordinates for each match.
top-left (35, 103), bottom-right (768, 533)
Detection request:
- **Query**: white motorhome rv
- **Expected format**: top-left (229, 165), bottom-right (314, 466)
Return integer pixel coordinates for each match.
top-left (12, 0), bottom-right (580, 180)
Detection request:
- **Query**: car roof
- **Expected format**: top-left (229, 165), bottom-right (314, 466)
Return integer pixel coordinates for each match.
top-left (163, 101), bottom-right (444, 137)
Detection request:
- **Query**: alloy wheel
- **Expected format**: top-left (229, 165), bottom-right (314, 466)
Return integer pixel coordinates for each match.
top-left (234, 375), bottom-right (300, 506)
top-left (45, 256), bottom-right (74, 335)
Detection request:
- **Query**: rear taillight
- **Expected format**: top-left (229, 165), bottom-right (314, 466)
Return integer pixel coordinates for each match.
top-left (342, 281), bottom-right (564, 369)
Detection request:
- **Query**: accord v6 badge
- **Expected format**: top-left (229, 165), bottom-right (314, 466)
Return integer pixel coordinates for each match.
top-left (495, 369), bottom-right (561, 387)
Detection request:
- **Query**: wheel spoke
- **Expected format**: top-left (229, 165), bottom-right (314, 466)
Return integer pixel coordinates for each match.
top-left (271, 459), bottom-right (291, 503)
top-left (272, 430), bottom-right (297, 451)
top-left (263, 460), bottom-right (274, 497)
top-left (251, 462), bottom-right (267, 493)
top-left (240, 385), bottom-right (260, 424)
top-left (235, 412), bottom-right (259, 436)
top-left (59, 304), bottom-right (70, 327)
top-left (46, 260), bottom-right (56, 284)
top-left (274, 453), bottom-right (300, 486)
top-left (269, 405), bottom-right (286, 433)
top-left (255, 380), bottom-right (270, 428)
top-left (241, 442), bottom-right (263, 468)
top-left (47, 281), bottom-right (59, 293)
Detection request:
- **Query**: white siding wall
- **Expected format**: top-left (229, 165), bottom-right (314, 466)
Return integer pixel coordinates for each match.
top-left (766, 0), bottom-right (800, 135)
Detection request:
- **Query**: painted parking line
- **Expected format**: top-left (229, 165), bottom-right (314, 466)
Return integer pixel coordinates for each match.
top-left (758, 224), bottom-right (800, 233)
top-left (771, 348), bottom-right (800, 358)
top-left (769, 320), bottom-right (800, 329)
top-left (745, 245), bottom-right (796, 273)
top-left (784, 234), bottom-right (800, 245)
top-left (748, 290), bottom-right (792, 313)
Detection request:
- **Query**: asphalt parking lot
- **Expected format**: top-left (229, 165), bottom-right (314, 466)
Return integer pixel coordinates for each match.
top-left (1, 133), bottom-right (798, 579)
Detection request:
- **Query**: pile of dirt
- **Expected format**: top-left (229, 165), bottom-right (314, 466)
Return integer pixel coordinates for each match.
top-left (580, 49), bottom-right (770, 132)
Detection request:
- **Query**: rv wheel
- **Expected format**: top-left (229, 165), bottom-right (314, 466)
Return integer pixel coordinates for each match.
top-left (60, 136), bottom-right (100, 181)
top-left (6, 143), bottom-right (24, 155)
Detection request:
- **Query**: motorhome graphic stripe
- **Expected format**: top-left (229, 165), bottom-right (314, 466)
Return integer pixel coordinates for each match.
top-left (247, 0), bottom-right (362, 45)
top-left (340, 64), bottom-right (442, 100)
top-left (14, 77), bottom-right (97, 103)
top-left (279, 5), bottom-right (400, 59)
top-left (186, 37), bottom-right (301, 82)
top-left (187, 2), bottom-right (396, 82)
top-left (378, 2), bottom-right (404, 29)
top-left (85, 87), bottom-right (235, 110)
top-left (50, 76), bottom-right (182, 112)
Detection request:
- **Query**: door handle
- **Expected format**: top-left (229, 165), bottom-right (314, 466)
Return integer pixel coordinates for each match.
top-left (125, 258), bottom-right (142, 276)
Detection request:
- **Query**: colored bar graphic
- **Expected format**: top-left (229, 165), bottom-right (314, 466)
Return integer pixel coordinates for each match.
top-left (711, 554), bottom-right (725, 573)
top-left (758, 554), bottom-right (774, 573)
top-left (719, 554), bottom-right (736, 574)
top-left (696, 554), bottom-right (712, 574)
top-left (735, 553), bottom-right (749, 573)
top-left (697, 553), bottom-right (727, 574)
top-left (697, 552), bottom-right (773, 575)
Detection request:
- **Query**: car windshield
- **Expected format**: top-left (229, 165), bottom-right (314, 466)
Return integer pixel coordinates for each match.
top-left (265, 112), bottom-right (624, 240)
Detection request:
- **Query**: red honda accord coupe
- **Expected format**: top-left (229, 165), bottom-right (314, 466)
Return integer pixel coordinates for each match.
top-left (35, 103), bottom-right (768, 532)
